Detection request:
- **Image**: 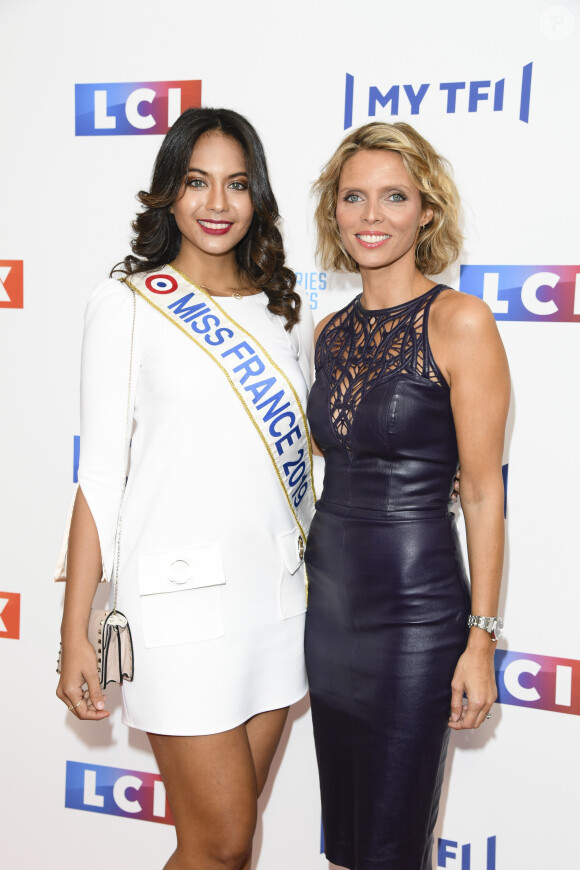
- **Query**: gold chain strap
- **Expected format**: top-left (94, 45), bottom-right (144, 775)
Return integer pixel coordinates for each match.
top-left (112, 290), bottom-right (136, 613)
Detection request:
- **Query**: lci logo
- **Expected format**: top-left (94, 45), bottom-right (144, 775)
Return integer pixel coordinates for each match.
top-left (0, 260), bottom-right (24, 309)
top-left (0, 592), bottom-right (21, 640)
top-left (295, 270), bottom-right (327, 311)
top-left (73, 435), bottom-right (80, 482)
top-left (323, 828), bottom-right (496, 866)
top-left (496, 651), bottom-right (580, 716)
top-left (344, 62), bottom-right (532, 129)
top-left (65, 761), bottom-right (173, 825)
top-left (501, 464), bottom-right (508, 518)
top-left (75, 80), bottom-right (202, 136)
top-left (438, 836), bottom-right (496, 869)
top-left (459, 266), bottom-right (580, 322)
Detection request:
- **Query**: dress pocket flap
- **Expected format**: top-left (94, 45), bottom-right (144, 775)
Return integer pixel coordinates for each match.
top-left (139, 544), bottom-right (225, 596)
top-left (277, 528), bottom-right (305, 576)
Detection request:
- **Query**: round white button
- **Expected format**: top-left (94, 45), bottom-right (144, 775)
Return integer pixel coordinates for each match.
top-left (168, 560), bottom-right (193, 585)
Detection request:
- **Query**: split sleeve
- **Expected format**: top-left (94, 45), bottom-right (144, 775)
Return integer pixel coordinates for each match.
top-left (56, 279), bottom-right (139, 582)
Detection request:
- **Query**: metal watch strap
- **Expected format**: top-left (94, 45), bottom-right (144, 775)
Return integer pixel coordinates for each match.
top-left (467, 614), bottom-right (502, 640)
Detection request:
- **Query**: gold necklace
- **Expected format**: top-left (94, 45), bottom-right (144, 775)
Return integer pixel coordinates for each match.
top-left (197, 280), bottom-right (257, 300)
top-left (170, 264), bottom-right (256, 300)
top-left (200, 285), bottom-right (245, 300)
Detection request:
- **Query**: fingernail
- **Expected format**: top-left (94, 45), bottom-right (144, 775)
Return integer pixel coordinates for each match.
top-left (96, 701), bottom-right (104, 710)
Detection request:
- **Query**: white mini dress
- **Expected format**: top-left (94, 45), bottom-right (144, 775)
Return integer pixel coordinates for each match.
top-left (75, 278), bottom-right (313, 735)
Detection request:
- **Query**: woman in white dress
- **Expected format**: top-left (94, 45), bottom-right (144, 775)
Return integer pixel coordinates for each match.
top-left (56, 108), bottom-right (314, 870)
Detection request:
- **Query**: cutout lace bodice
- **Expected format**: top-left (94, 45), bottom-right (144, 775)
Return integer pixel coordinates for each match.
top-left (315, 285), bottom-right (447, 451)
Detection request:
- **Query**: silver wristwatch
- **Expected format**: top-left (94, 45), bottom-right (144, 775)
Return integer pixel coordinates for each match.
top-left (467, 615), bottom-right (503, 641)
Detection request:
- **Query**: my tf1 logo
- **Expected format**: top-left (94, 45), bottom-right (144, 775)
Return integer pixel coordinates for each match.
top-left (459, 265), bottom-right (580, 322)
top-left (344, 62), bottom-right (532, 129)
top-left (0, 261), bottom-right (23, 309)
top-left (65, 761), bottom-right (173, 824)
top-left (75, 80), bottom-right (202, 136)
top-left (438, 836), bottom-right (496, 869)
top-left (0, 592), bottom-right (21, 640)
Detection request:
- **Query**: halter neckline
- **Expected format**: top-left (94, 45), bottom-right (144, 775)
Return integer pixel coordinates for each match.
top-left (356, 284), bottom-right (444, 317)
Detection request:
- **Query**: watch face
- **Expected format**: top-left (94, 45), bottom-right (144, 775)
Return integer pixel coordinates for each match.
top-left (492, 617), bottom-right (504, 639)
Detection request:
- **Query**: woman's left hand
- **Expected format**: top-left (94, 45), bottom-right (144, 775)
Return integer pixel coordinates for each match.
top-left (448, 643), bottom-right (497, 730)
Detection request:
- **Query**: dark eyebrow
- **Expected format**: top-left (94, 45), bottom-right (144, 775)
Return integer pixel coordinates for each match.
top-left (186, 168), bottom-right (248, 179)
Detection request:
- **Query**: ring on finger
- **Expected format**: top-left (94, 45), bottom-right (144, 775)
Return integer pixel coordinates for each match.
top-left (73, 697), bottom-right (83, 709)
top-left (67, 704), bottom-right (74, 712)
top-left (485, 712), bottom-right (492, 720)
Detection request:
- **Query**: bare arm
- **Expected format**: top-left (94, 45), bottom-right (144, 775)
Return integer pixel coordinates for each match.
top-left (432, 292), bottom-right (510, 729)
top-left (56, 487), bottom-right (110, 719)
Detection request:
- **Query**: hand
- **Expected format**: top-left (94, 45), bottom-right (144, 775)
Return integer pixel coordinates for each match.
top-left (56, 638), bottom-right (110, 720)
top-left (448, 642), bottom-right (497, 730)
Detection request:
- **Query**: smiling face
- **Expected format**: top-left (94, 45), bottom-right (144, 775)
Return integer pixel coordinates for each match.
top-left (335, 149), bottom-right (433, 276)
top-left (171, 131), bottom-right (254, 265)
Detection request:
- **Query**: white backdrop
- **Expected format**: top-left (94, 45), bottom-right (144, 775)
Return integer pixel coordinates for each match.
top-left (1, 1), bottom-right (579, 867)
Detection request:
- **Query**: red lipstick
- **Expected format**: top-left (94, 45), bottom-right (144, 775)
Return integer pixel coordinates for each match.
top-left (198, 219), bottom-right (233, 236)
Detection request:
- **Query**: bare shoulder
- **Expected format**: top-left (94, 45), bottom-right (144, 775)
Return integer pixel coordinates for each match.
top-left (314, 311), bottom-right (337, 345)
top-left (428, 288), bottom-right (508, 385)
top-left (430, 288), bottom-right (499, 342)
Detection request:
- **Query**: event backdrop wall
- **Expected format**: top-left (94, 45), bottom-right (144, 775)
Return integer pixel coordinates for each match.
top-left (1, 1), bottom-right (578, 867)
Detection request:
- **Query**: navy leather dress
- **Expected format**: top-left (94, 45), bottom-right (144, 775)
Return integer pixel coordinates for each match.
top-left (304, 286), bottom-right (470, 870)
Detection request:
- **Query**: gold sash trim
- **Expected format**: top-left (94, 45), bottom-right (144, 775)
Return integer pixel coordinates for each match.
top-left (124, 266), bottom-right (316, 541)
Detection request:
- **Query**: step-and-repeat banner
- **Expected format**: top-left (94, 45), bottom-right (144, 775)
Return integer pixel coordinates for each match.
top-left (1, 1), bottom-right (578, 867)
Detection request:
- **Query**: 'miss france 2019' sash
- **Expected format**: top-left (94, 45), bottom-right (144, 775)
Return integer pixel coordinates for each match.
top-left (124, 266), bottom-right (316, 541)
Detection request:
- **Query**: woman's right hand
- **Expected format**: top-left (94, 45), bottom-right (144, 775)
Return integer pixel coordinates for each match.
top-left (56, 637), bottom-right (110, 720)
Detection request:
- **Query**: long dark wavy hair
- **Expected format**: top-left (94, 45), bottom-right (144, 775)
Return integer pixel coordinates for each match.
top-left (112, 107), bottom-right (301, 329)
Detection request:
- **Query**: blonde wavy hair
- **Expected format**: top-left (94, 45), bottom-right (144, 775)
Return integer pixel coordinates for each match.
top-left (313, 122), bottom-right (463, 276)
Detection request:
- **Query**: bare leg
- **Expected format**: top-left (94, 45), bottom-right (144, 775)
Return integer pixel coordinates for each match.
top-left (239, 707), bottom-right (289, 870)
top-left (246, 706), bottom-right (288, 796)
top-left (148, 707), bottom-right (289, 870)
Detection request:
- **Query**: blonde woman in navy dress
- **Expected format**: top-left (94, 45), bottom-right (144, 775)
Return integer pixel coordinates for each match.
top-left (304, 122), bottom-right (509, 869)
top-left (56, 108), bottom-right (314, 870)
